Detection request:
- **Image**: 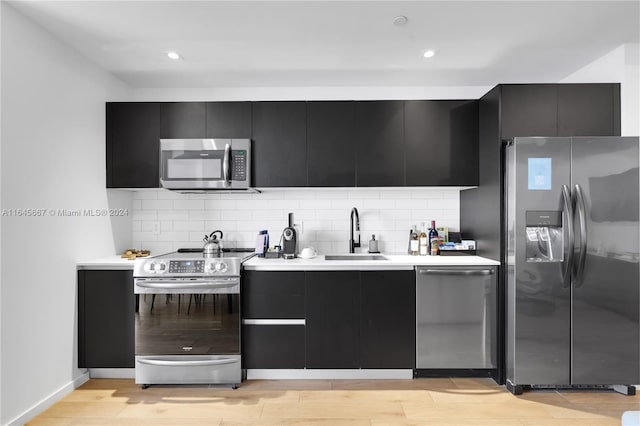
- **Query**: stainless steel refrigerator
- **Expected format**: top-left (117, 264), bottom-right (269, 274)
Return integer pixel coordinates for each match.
top-left (505, 136), bottom-right (639, 395)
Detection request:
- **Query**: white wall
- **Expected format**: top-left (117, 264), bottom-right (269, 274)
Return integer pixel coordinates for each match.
top-left (0, 4), bottom-right (133, 425)
top-left (132, 188), bottom-right (460, 255)
top-left (561, 43), bottom-right (640, 136)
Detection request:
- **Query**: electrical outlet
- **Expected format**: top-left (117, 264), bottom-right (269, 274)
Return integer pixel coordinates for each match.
top-left (151, 221), bottom-right (161, 236)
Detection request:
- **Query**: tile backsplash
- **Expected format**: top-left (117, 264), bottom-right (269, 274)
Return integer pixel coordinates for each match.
top-left (132, 188), bottom-right (460, 255)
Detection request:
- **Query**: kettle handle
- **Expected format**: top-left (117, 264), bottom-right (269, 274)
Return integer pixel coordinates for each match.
top-left (209, 230), bottom-right (224, 240)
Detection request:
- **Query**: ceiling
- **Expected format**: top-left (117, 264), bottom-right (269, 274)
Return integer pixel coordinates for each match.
top-left (7, 1), bottom-right (640, 88)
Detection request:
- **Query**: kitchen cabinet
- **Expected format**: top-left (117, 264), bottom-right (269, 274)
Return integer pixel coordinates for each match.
top-left (405, 100), bottom-right (479, 186)
top-left (160, 102), bottom-right (206, 138)
top-left (355, 101), bottom-right (404, 186)
top-left (360, 270), bottom-right (415, 368)
top-left (305, 271), bottom-right (360, 368)
top-left (500, 84), bottom-right (557, 140)
top-left (557, 84), bottom-right (620, 137)
top-left (106, 102), bottom-right (160, 188)
top-left (206, 102), bottom-right (252, 138)
top-left (241, 271), bottom-right (305, 369)
top-left (78, 270), bottom-right (135, 368)
top-left (307, 101), bottom-right (357, 187)
top-left (252, 101), bottom-right (307, 187)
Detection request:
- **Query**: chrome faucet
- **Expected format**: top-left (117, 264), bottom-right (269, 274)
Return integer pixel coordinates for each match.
top-left (349, 207), bottom-right (361, 253)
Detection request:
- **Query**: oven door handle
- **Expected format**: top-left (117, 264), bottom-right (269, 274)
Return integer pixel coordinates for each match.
top-left (137, 358), bottom-right (239, 367)
top-left (135, 281), bottom-right (238, 290)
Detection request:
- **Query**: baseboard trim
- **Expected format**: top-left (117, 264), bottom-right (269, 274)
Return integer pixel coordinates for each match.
top-left (88, 368), bottom-right (135, 379)
top-left (246, 369), bottom-right (413, 380)
top-left (7, 372), bottom-right (89, 426)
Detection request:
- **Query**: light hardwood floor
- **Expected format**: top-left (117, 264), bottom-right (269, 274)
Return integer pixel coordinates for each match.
top-left (29, 378), bottom-right (640, 425)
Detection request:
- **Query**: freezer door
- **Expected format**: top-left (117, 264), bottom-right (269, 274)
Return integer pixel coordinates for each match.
top-left (571, 136), bottom-right (640, 385)
top-left (506, 137), bottom-right (572, 386)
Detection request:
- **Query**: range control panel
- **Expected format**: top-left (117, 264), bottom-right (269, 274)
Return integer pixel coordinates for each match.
top-left (169, 260), bottom-right (205, 273)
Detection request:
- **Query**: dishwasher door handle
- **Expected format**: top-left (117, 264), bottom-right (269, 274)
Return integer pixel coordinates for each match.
top-left (137, 358), bottom-right (238, 367)
top-left (418, 269), bottom-right (495, 276)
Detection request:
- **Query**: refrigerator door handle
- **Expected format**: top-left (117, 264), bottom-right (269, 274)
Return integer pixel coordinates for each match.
top-left (573, 184), bottom-right (588, 288)
top-left (561, 184), bottom-right (575, 289)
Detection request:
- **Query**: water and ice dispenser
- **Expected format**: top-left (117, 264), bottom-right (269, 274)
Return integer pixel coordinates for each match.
top-left (525, 211), bottom-right (564, 262)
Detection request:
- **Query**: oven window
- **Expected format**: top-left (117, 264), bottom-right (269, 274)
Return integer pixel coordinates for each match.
top-left (167, 158), bottom-right (222, 179)
top-left (135, 293), bottom-right (240, 356)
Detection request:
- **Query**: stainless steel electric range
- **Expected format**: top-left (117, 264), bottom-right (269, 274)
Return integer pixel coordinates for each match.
top-left (133, 248), bottom-right (254, 388)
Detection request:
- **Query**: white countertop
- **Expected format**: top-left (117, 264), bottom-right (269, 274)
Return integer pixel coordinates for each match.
top-left (76, 256), bottom-right (137, 270)
top-left (243, 254), bottom-right (499, 271)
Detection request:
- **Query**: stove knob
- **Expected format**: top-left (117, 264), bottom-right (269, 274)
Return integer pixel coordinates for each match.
top-left (143, 261), bottom-right (155, 273)
top-left (204, 262), bottom-right (217, 274)
top-left (215, 262), bottom-right (228, 273)
top-left (155, 261), bottom-right (168, 274)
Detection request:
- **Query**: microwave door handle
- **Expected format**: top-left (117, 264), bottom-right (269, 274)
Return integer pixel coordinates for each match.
top-left (223, 143), bottom-right (231, 187)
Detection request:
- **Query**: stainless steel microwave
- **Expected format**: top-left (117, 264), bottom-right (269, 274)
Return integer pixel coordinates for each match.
top-left (160, 139), bottom-right (252, 190)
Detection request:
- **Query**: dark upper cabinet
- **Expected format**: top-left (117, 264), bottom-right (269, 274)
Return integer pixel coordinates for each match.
top-left (252, 102), bottom-right (307, 187)
top-left (500, 84), bottom-right (558, 139)
top-left (558, 84), bottom-right (621, 137)
top-left (242, 271), bottom-right (305, 319)
top-left (305, 271), bottom-right (360, 368)
top-left (405, 100), bottom-right (479, 186)
top-left (78, 270), bottom-right (135, 368)
top-left (307, 101), bottom-right (357, 187)
top-left (106, 102), bottom-right (160, 188)
top-left (160, 102), bottom-right (206, 138)
top-left (206, 102), bottom-right (252, 138)
top-left (360, 271), bottom-right (415, 368)
top-left (355, 101), bottom-right (404, 186)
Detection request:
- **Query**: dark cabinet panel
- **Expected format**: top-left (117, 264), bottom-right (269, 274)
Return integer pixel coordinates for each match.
top-left (501, 85), bottom-right (557, 139)
top-left (307, 101), bottom-right (357, 186)
top-left (405, 100), bottom-right (478, 186)
top-left (360, 271), bottom-right (415, 368)
top-left (252, 101), bottom-right (307, 187)
top-left (355, 101), bottom-right (404, 186)
top-left (160, 102), bottom-right (206, 138)
top-left (305, 271), bottom-right (360, 368)
top-left (558, 84), bottom-right (620, 137)
top-left (78, 270), bottom-right (135, 368)
top-left (107, 102), bottom-right (160, 188)
top-left (242, 325), bottom-right (305, 368)
top-left (242, 271), bottom-right (305, 318)
top-left (206, 102), bottom-right (252, 138)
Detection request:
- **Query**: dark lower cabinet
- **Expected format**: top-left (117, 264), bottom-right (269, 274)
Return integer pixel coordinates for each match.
top-left (78, 270), bottom-right (135, 368)
top-left (305, 271), bottom-right (360, 368)
top-left (242, 325), bottom-right (305, 369)
top-left (242, 271), bottom-right (305, 318)
top-left (107, 102), bottom-right (160, 188)
top-left (360, 271), bottom-right (415, 368)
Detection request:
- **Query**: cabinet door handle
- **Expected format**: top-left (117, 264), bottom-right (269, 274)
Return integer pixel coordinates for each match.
top-left (418, 269), bottom-right (494, 276)
top-left (242, 319), bottom-right (306, 325)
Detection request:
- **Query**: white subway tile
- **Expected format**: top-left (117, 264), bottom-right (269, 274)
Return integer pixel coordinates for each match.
top-left (205, 221), bottom-right (238, 232)
top-left (442, 190), bottom-right (460, 199)
top-left (157, 190), bottom-right (185, 200)
top-left (252, 210), bottom-right (284, 220)
top-left (189, 210), bottom-right (221, 221)
top-left (173, 221), bottom-right (205, 232)
top-left (161, 221), bottom-right (173, 232)
top-left (236, 199), bottom-right (265, 210)
top-left (189, 231), bottom-right (209, 242)
top-left (189, 193), bottom-right (220, 200)
top-left (132, 211), bottom-right (157, 221)
top-left (133, 190), bottom-right (159, 200)
top-left (220, 193), bottom-right (253, 200)
top-left (141, 199), bottom-right (173, 210)
top-left (157, 231), bottom-right (190, 242)
top-left (331, 220), bottom-right (350, 231)
top-left (133, 231), bottom-right (158, 242)
top-left (299, 199), bottom-right (333, 210)
top-left (142, 242), bottom-right (173, 254)
top-left (411, 189), bottom-right (444, 199)
top-left (310, 242), bottom-right (333, 254)
top-left (204, 199), bottom-right (237, 210)
top-left (284, 191), bottom-right (316, 200)
top-left (277, 200), bottom-right (301, 211)
top-left (132, 221), bottom-right (142, 232)
top-left (427, 198), bottom-right (459, 210)
top-left (132, 200), bottom-right (142, 210)
top-left (254, 191), bottom-right (285, 200)
top-left (316, 190), bottom-right (348, 199)
top-left (291, 210), bottom-right (316, 221)
top-left (173, 200), bottom-right (205, 210)
top-left (348, 189), bottom-right (380, 199)
top-left (395, 199), bottom-right (429, 210)
top-left (380, 189), bottom-right (413, 199)
top-left (156, 211), bottom-right (189, 221)
top-left (220, 210), bottom-right (252, 220)
top-left (363, 199), bottom-right (396, 210)
top-left (331, 199), bottom-right (364, 210)
top-left (316, 210), bottom-right (345, 220)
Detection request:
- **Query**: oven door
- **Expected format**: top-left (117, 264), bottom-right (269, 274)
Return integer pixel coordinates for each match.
top-left (159, 138), bottom-right (251, 189)
top-left (134, 278), bottom-right (240, 356)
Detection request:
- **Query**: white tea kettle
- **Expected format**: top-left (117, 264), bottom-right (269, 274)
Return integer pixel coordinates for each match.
top-left (203, 230), bottom-right (223, 257)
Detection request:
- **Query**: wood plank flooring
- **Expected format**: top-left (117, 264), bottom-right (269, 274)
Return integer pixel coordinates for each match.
top-left (28, 378), bottom-right (640, 425)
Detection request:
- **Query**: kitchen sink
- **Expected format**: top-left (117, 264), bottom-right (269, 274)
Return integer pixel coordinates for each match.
top-left (324, 254), bottom-right (388, 261)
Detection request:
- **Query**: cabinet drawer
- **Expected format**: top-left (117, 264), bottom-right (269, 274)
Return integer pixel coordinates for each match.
top-left (242, 271), bottom-right (305, 318)
top-left (242, 325), bottom-right (305, 368)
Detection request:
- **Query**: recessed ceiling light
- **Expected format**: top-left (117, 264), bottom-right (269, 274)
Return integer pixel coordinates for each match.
top-left (423, 50), bottom-right (436, 58)
top-left (167, 52), bottom-right (181, 60)
top-left (393, 15), bottom-right (408, 26)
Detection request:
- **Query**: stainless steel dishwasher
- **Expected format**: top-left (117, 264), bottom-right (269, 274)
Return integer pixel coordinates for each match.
top-left (416, 266), bottom-right (497, 369)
